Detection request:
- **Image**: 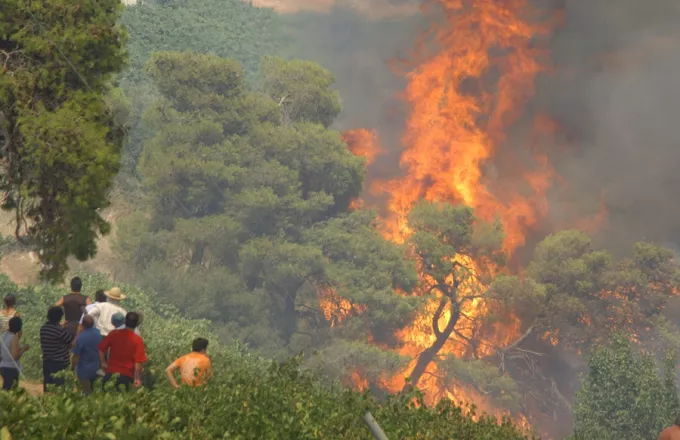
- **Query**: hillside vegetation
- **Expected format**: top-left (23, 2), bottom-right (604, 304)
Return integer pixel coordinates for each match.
top-left (0, 273), bottom-right (533, 439)
top-left (2, 0), bottom-right (680, 438)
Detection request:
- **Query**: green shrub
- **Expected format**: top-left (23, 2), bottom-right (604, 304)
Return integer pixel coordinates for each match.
top-left (0, 275), bottom-right (534, 439)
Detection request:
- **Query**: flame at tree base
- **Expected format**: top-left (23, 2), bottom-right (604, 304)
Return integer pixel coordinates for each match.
top-left (333, 0), bottom-right (570, 435)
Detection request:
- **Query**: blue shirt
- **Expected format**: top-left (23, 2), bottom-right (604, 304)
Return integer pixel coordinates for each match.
top-left (72, 327), bottom-right (102, 379)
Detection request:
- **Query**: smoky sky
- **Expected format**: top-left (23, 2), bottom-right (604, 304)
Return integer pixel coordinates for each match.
top-left (542, 0), bottom-right (680, 253)
top-left (287, 0), bottom-right (680, 254)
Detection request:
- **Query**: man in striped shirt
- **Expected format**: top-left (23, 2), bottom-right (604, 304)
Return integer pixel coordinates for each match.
top-left (40, 307), bottom-right (75, 392)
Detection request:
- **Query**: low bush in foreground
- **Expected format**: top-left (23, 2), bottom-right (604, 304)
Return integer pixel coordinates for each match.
top-left (0, 274), bottom-right (534, 439)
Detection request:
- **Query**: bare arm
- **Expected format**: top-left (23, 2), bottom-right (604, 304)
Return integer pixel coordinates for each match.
top-left (134, 363), bottom-right (143, 387)
top-left (99, 349), bottom-right (108, 370)
top-left (9, 334), bottom-right (19, 360)
top-left (55, 296), bottom-right (64, 307)
top-left (165, 363), bottom-right (180, 389)
top-left (85, 297), bottom-right (92, 305)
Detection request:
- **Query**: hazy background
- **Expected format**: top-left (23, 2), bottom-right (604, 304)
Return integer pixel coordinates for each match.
top-left (281, 0), bottom-right (680, 258)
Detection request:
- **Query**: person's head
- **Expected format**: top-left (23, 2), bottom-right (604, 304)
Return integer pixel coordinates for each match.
top-left (111, 312), bottom-right (125, 328)
top-left (94, 289), bottom-right (107, 303)
top-left (192, 338), bottom-right (209, 353)
top-left (3, 294), bottom-right (16, 309)
top-left (47, 306), bottom-right (64, 324)
top-left (82, 315), bottom-right (95, 330)
top-left (70, 277), bottom-right (82, 293)
top-left (8, 316), bottom-right (22, 334)
top-left (125, 312), bottom-right (140, 330)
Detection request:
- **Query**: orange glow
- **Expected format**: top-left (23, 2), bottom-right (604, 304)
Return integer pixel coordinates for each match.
top-left (321, 0), bottom-right (577, 432)
top-left (372, 0), bottom-right (558, 256)
top-left (346, 368), bottom-right (369, 392)
top-left (369, 0), bottom-right (559, 427)
top-left (319, 287), bottom-right (366, 328)
top-left (342, 128), bottom-right (384, 167)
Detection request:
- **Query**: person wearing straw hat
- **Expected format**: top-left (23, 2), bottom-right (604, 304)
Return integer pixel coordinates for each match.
top-left (87, 287), bottom-right (127, 337)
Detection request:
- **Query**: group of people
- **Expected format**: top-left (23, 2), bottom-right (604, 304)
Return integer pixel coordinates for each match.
top-left (0, 277), bottom-right (212, 394)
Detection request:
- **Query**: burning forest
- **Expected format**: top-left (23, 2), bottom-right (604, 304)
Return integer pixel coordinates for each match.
top-left (335, 0), bottom-right (680, 438)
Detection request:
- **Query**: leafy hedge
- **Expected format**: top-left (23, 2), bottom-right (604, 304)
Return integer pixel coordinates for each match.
top-left (0, 274), bottom-right (535, 439)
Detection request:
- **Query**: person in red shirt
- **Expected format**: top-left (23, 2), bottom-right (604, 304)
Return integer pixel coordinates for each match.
top-left (98, 311), bottom-right (146, 391)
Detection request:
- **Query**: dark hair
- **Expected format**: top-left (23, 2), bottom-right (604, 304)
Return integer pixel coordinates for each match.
top-left (3, 294), bottom-right (16, 308)
top-left (8, 316), bottom-right (22, 333)
top-left (95, 289), bottom-right (107, 303)
top-left (192, 338), bottom-right (209, 353)
top-left (82, 315), bottom-right (95, 329)
top-left (71, 277), bottom-right (82, 292)
top-left (125, 312), bottom-right (140, 329)
top-left (47, 306), bottom-right (64, 324)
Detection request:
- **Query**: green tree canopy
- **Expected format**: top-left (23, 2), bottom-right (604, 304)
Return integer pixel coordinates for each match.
top-left (571, 334), bottom-right (679, 440)
top-left (116, 52), bottom-right (417, 379)
top-left (0, 0), bottom-right (127, 280)
top-left (400, 201), bottom-right (509, 394)
top-left (259, 56), bottom-right (341, 127)
top-left (492, 230), bottom-right (680, 353)
top-left (488, 230), bottom-right (680, 433)
top-left (119, 0), bottom-right (284, 85)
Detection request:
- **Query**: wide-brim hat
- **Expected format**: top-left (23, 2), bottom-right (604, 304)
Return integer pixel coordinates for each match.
top-left (104, 287), bottom-right (126, 301)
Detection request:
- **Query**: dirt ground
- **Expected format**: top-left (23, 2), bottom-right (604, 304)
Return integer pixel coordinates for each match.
top-left (0, 377), bottom-right (43, 396)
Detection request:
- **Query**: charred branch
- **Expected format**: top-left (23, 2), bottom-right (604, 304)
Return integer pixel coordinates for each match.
top-left (404, 300), bottom-right (461, 392)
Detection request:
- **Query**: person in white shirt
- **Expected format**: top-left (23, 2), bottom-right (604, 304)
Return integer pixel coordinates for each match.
top-left (87, 287), bottom-right (127, 337)
top-left (79, 290), bottom-right (107, 329)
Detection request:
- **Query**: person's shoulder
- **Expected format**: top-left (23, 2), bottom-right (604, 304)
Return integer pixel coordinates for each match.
top-left (175, 353), bottom-right (190, 362)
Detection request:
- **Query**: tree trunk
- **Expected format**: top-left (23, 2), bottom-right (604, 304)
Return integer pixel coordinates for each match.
top-left (403, 299), bottom-right (460, 392)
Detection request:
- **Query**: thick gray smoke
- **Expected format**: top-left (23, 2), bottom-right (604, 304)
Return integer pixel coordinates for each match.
top-left (288, 0), bottom-right (680, 253)
top-left (542, 0), bottom-right (680, 253)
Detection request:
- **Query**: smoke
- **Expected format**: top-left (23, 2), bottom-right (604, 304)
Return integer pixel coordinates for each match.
top-left (284, 0), bottom-right (680, 254)
top-left (537, 0), bottom-right (680, 253)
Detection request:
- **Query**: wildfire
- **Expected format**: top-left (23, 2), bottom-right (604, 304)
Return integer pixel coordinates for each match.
top-left (341, 128), bottom-right (383, 167)
top-left (370, 0), bottom-right (559, 408)
top-left (319, 287), bottom-right (366, 328)
top-left (336, 0), bottom-right (564, 431)
top-left (372, 0), bottom-right (557, 255)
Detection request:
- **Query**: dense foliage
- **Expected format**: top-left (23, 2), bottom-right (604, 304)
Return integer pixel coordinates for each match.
top-left (115, 0), bottom-right (286, 176)
top-left (4, 1), bottom-right (680, 437)
top-left (0, 274), bottom-right (533, 439)
top-left (113, 50), bottom-right (419, 382)
top-left (0, 0), bottom-right (128, 281)
top-left (120, 0), bottom-right (284, 85)
top-left (571, 334), bottom-right (679, 440)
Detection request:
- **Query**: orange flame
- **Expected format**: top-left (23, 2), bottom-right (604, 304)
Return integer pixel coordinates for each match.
top-left (319, 287), bottom-right (366, 328)
top-left (342, 128), bottom-right (384, 167)
top-left (369, 0), bottom-right (559, 426)
top-left (372, 0), bottom-right (558, 255)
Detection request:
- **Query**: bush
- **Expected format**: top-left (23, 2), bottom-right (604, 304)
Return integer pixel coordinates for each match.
top-left (0, 275), bottom-right (534, 439)
top-left (571, 334), bottom-right (680, 440)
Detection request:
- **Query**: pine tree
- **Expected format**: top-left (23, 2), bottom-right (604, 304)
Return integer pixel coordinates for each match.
top-left (0, 0), bottom-right (127, 280)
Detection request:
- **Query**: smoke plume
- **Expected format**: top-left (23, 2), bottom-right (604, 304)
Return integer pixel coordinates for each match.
top-left (288, 0), bottom-right (680, 255)
top-left (541, 0), bottom-right (680, 253)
